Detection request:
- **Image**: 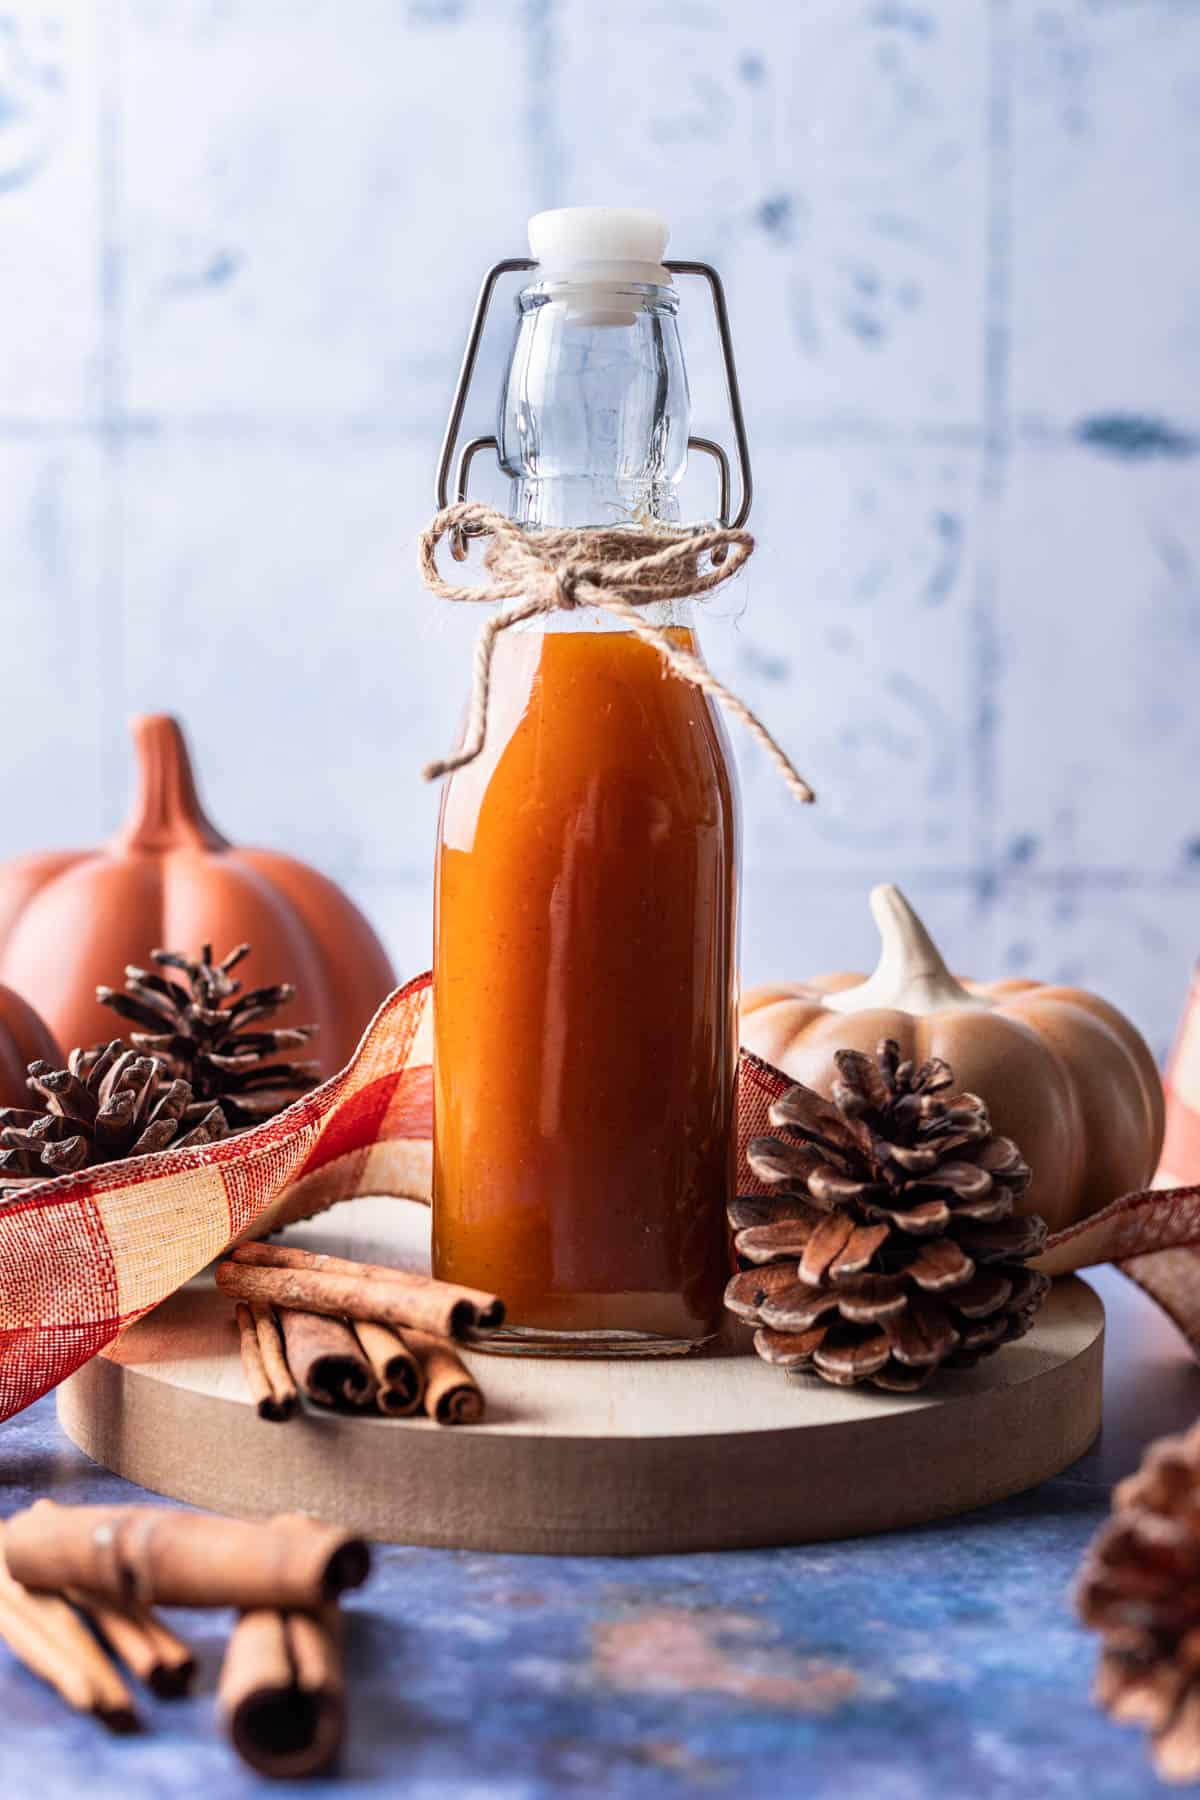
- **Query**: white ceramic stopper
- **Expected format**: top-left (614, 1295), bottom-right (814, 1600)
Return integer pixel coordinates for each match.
top-left (528, 207), bottom-right (671, 284)
top-left (527, 207), bottom-right (671, 325)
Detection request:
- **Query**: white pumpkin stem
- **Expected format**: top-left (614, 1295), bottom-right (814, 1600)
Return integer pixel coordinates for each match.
top-left (112, 715), bottom-right (229, 855)
top-left (824, 884), bottom-right (986, 1016)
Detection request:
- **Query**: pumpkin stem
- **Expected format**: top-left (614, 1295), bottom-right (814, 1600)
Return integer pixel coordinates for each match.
top-left (824, 884), bottom-right (985, 1017)
top-left (111, 715), bottom-right (229, 855)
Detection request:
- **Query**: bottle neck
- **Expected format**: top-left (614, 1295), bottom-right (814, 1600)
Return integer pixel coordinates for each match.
top-left (499, 279), bottom-right (690, 531)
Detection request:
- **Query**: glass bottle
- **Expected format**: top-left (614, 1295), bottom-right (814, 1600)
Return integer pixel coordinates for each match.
top-left (432, 208), bottom-right (742, 1353)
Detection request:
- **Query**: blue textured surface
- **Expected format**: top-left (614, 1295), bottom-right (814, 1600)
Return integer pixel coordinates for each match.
top-left (0, 1267), bottom-right (1195, 1796)
top-left (1, 3), bottom-right (1199, 1060)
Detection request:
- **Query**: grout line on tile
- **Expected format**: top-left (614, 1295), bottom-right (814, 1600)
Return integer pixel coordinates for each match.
top-left (966, 0), bottom-right (1015, 962)
top-left (982, 0), bottom-right (1013, 472)
top-left (97, 0), bottom-right (127, 825)
top-left (524, 0), bottom-right (564, 209)
top-left (323, 864), bottom-right (1200, 891)
top-left (8, 415), bottom-right (1195, 456)
top-left (0, 419), bottom-right (106, 439)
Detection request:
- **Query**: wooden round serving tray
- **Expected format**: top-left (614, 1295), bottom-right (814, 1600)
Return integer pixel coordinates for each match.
top-left (58, 1197), bottom-right (1104, 1554)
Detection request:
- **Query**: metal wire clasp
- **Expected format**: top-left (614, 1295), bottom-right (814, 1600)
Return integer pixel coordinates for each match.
top-left (434, 256), bottom-right (754, 561)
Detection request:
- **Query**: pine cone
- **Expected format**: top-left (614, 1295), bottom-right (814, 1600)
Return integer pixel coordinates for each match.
top-left (1078, 1424), bottom-right (1200, 1783)
top-left (725, 1039), bottom-right (1050, 1393)
top-left (97, 943), bottom-right (320, 1128)
top-left (0, 1040), bottom-right (229, 1193)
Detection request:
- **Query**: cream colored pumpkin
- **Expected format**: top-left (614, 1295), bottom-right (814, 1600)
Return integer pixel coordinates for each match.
top-left (740, 884), bottom-right (1164, 1236)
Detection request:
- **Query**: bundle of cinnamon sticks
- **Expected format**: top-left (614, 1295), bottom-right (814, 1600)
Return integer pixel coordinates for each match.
top-left (221, 1241), bottom-right (499, 1426)
top-left (0, 1500), bottom-right (369, 1779)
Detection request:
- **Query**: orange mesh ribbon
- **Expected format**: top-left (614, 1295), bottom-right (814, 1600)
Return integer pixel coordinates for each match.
top-left (1, 971), bottom-right (1199, 1422)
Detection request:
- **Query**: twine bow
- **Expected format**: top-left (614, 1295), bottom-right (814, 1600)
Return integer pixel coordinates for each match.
top-left (417, 501), bottom-right (814, 802)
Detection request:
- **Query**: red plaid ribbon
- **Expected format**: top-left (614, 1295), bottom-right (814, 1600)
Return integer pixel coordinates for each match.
top-left (2, 972), bottom-right (1200, 1423)
top-left (1108, 967), bottom-right (1200, 1354)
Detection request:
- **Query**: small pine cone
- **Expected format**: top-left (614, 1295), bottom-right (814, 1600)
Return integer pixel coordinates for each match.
top-left (725, 1038), bottom-right (1050, 1393)
top-left (0, 1040), bottom-right (229, 1194)
top-left (1078, 1423), bottom-right (1200, 1783)
top-left (96, 942), bottom-right (320, 1128)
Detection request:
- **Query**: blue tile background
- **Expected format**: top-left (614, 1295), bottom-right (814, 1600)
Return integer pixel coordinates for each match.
top-left (1, 0), bottom-right (1198, 1059)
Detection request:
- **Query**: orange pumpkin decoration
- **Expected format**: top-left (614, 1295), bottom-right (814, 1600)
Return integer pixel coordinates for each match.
top-left (0, 984), bottom-right (62, 1110)
top-left (740, 884), bottom-right (1164, 1237)
top-left (0, 715), bottom-right (397, 1079)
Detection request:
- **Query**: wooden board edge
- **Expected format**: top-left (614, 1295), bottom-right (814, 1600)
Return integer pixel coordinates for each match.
top-left (57, 1296), bottom-right (1103, 1555)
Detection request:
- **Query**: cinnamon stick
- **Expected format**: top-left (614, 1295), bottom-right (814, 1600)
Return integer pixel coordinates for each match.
top-left (219, 1607), bottom-right (343, 1779)
top-left (235, 1301), bottom-right (298, 1421)
top-left (69, 1591), bottom-right (195, 1697)
top-left (6, 1502), bottom-right (369, 1613)
top-left (224, 1240), bottom-right (504, 1335)
top-left (0, 1528), bottom-right (137, 1730)
top-left (0, 1585), bottom-right (99, 1718)
top-left (402, 1328), bottom-right (485, 1426)
top-left (279, 1309), bottom-right (377, 1410)
top-left (353, 1321), bottom-right (424, 1416)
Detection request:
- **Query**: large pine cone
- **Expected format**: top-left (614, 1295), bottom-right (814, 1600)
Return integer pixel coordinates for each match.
top-left (98, 943), bottom-right (320, 1128)
top-left (0, 1041), bottom-right (229, 1193)
top-left (726, 1039), bottom-right (1050, 1392)
top-left (1078, 1423), bottom-right (1200, 1783)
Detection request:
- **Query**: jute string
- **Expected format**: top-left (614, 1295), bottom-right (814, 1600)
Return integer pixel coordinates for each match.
top-left (417, 501), bottom-right (814, 802)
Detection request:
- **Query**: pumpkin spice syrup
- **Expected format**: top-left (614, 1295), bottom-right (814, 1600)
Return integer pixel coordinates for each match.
top-left (432, 621), bottom-right (740, 1345)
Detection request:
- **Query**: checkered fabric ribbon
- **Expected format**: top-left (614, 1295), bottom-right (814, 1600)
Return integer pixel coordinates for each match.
top-left (3, 971), bottom-right (1200, 1423)
top-left (1104, 967), bottom-right (1200, 1354)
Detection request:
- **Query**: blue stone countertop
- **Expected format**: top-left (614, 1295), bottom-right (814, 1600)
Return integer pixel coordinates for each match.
top-left (1, 1267), bottom-right (1196, 1799)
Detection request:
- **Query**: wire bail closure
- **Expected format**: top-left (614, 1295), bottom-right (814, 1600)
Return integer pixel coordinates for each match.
top-left (434, 257), bottom-right (754, 562)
